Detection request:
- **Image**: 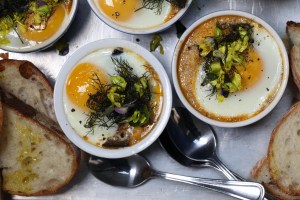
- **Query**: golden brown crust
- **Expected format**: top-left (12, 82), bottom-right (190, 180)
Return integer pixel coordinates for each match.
top-left (0, 59), bottom-right (53, 92)
top-left (252, 157), bottom-right (300, 200)
top-left (251, 157), bottom-right (267, 180)
top-left (0, 53), bottom-right (9, 60)
top-left (268, 101), bottom-right (300, 196)
top-left (1, 103), bottom-right (79, 196)
top-left (290, 44), bottom-right (300, 90)
top-left (287, 21), bottom-right (300, 28)
top-left (287, 21), bottom-right (300, 46)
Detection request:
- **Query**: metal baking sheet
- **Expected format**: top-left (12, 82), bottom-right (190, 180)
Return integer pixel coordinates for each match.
top-left (1, 0), bottom-right (299, 199)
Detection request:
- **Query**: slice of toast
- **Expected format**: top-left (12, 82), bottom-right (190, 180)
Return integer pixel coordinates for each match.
top-left (0, 103), bottom-right (79, 196)
top-left (287, 21), bottom-right (300, 90)
top-left (290, 44), bottom-right (300, 90)
top-left (287, 21), bottom-right (300, 46)
top-left (268, 101), bottom-right (300, 196)
top-left (0, 90), bottom-right (71, 143)
top-left (252, 158), bottom-right (300, 200)
top-left (0, 59), bottom-right (56, 121)
top-left (0, 59), bottom-right (78, 151)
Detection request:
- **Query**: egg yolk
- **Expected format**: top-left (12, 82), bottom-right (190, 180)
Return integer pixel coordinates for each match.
top-left (21, 5), bottom-right (65, 42)
top-left (99, 0), bottom-right (140, 21)
top-left (236, 49), bottom-right (263, 90)
top-left (66, 63), bottom-right (109, 110)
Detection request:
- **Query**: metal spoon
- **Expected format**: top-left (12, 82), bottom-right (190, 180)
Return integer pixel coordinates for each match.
top-left (88, 154), bottom-right (265, 200)
top-left (159, 129), bottom-right (280, 200)
top-left (166, 107), bottom-right (243, 181)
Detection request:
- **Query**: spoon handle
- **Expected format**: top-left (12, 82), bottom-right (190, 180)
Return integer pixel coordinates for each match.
top-left (210, 154), bottom-right (240, 181)
top-left (210, 156), bottom-right (279, 200)
top-left (152, 170), bottom-right (265, 200)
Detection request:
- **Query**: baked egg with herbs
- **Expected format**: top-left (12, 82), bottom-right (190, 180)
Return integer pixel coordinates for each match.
top-left (0, 0), bottom-right (74, 51)
top-left (176, 15), bottom-right (285, 122)
top-left (96, 0), bottom-right (187, 29)
top-left (64, 47), bottom-right (163, 148)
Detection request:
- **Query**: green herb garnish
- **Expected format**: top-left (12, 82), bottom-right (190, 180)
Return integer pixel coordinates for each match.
top-left (198, 23), bottom-right (254, 102)
top-left (150, 34), bottom-right (164, 54)
top-left (0, 0), bottom-right (67, 45)
top-left (84, 57), bottom-right (152, 132)
top-left (54, 38), bottom-right (69, 56)
top-left (136, 0), bottom-right (187, 15)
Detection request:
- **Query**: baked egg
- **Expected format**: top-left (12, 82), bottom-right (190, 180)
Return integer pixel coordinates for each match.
top-left (173, 11), bottom-right (289, 126)
top-left (0, 0), bottom-right (77, 52)
top-left (64, 47), bottom-right (163, 148)
top-left (95, 0), bottom-right (185, 30)
top-left (21, 4), bottom-right (67, 42)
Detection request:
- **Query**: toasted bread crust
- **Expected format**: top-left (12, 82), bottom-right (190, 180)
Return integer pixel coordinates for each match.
top-left (0, 103), bottom-right (79, 196)
top-left (287, 21), bottom-right (300, 46)
top-left (0, 59), bottom-right (55, 121)
top-left (268, 101), bottom-right (300, 196)
top-left (252, 158), bottom-right (300, 200)
top-left (291, 44), bottom-right (300, 90)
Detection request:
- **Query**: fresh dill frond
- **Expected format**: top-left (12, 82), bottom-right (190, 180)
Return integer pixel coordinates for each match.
top-left (84, 58), bottom-right (153, 132)
top-left (136, 0), bottom-right (187, 14)
top-left (135, 0), bottom-right (164, 15)
top-left (111, 57), bottom-right (137, 80)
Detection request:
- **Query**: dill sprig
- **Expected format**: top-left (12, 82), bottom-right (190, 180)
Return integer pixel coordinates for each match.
top-left (112, 57), bottom-right (137, 80)
top-left (84, 57), bottom-right (152, 133)
top-left (135, 0), bottom-right (164, 15)
top-left (135, 0), bottom-right (187, 15)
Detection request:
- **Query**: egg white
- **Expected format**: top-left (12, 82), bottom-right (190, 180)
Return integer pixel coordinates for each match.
top-left (96, 0), bottom-right (173, 29)
top-left (64, 48), bottom-right (149, 146)
top-left (195, 22), bottom-right (283, 118)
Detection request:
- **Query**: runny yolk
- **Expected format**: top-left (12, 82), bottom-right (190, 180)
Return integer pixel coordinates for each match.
top-left (66, 63), bottom-right (110, 110)
top-left (99, 0), bottom-right (140, 21)
top-left (21, 5), bottom-right (65, 42)
top-left (236, 49), bottom-right (263, 90)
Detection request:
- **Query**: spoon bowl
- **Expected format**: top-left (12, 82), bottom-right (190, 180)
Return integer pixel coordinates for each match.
top-left (169, 107), bottom-right (216, 160)
top-left (88, 154), bottom-right (265, 200)
top-left (166, 107), bottom-right (239, 180)
top-left (160, 120), bottom-right (280, 200)
top-left (88, 154), bottom-right (151, 187)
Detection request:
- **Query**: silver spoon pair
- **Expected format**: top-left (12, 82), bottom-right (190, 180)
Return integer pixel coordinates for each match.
top-left (160, 107), bottom-right (278, 200)
top-left (89, 154), bottom-right (264, 200)
top-left (88, 107), bottom-right (267, 200)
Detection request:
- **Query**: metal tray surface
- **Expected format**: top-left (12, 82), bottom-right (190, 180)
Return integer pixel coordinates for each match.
top-left (1, 0), bottom-right (299, 199)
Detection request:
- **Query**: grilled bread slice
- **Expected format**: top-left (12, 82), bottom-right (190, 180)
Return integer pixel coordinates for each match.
top-left (252, 158), bottom-right (300, 200)
top-left (0, 58), bottom-right (80, 156)
top-left (287, 21), bottom-right (300, 90)
top-left (0, 59), bottom-right (55, 121)
top-left (0, 103), bottom-right (79, 196)
top-left (268, 102), bottom-right (300, 196)
top-left (291, 44), bottom-right (300, 90)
